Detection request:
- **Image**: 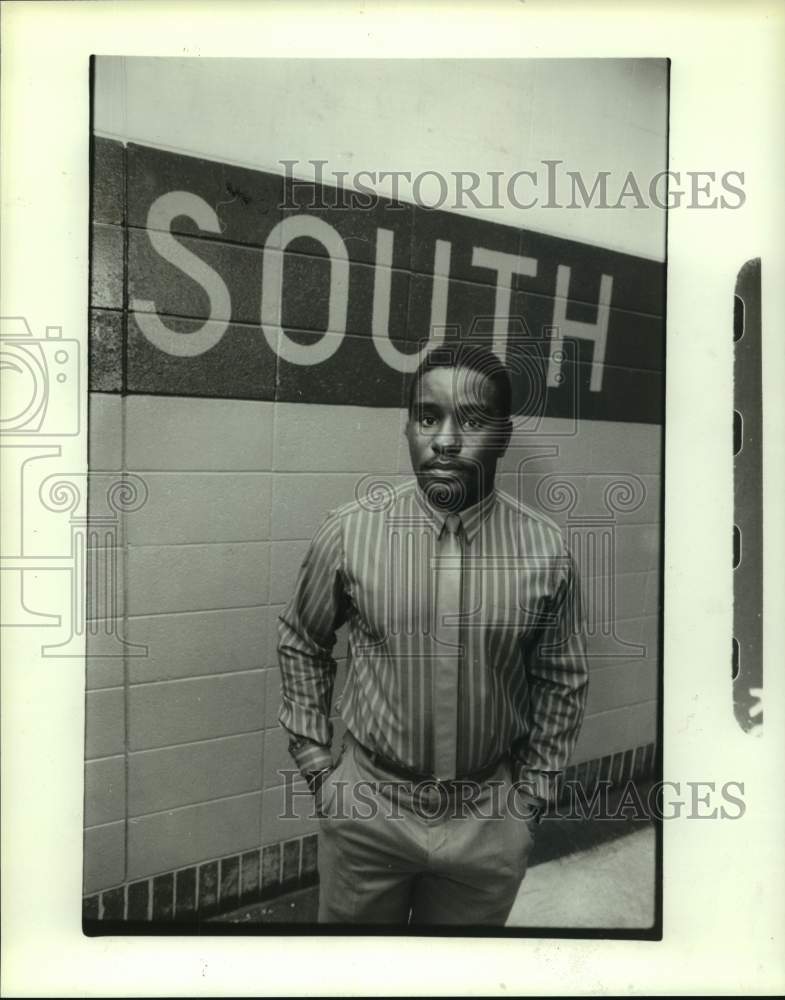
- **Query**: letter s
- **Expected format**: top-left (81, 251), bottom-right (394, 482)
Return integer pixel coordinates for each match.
top-left (721, 171), bottom-right (746, 209)
top-left (132, 191), bottom-right (231, 356)
top-left (720, 781), bottom-right (746, 819)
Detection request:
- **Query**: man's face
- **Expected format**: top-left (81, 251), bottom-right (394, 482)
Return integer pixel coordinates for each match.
top-left (406, 365), bottom-right (511, 512)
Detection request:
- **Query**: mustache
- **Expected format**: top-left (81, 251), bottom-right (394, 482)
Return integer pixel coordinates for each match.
top-left (422, 459), bottom-right (473, 472)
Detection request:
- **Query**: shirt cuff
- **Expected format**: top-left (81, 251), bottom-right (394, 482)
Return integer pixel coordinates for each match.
top-left (287, 733), bottom-right (333, 776)
top-left (510, 759), bottom-right (557, 809)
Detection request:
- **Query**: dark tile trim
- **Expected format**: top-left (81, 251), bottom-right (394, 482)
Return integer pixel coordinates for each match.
top-left (175, 866), bottom-right (197, 921)
top-left (152, 872), bottom-right (173, 920)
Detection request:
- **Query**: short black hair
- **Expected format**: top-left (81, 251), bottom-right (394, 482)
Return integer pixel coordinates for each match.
top-left (406, 343), bottom-right (513, 421)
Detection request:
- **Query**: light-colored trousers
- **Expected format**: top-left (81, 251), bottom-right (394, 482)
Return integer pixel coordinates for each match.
top-left (316, 731), bottom-right (534, 925)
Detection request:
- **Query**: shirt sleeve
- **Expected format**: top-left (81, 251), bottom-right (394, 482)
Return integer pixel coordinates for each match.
top-left (513, 542), bottom-right (589, 805)
top-left (277, 509), bottom-right (350, 776)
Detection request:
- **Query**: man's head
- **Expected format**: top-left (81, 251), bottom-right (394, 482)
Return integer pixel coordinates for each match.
top-left (405, 345), bottom-right (513, 512)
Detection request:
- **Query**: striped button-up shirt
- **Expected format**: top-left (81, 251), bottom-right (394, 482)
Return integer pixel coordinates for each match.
top-left (278, 480), bottom-right (589, 802)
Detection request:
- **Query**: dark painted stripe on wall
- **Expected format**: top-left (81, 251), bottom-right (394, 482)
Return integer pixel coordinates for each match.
top-left (92, 134), bottom-right (125, 226)
top-left (90, 138), bottom-right (665, 423)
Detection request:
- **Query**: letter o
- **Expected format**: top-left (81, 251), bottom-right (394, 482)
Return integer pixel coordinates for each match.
top-left (262, 215), bottom-right (349, 366)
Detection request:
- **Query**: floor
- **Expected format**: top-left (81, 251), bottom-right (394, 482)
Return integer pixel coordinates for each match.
top-left (507, 824), bottom-right (656, 929)
top-left (212, 817), bottom-right (657, 930)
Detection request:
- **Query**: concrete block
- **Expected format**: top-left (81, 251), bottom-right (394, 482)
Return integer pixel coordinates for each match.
top-left (585, 659), bottom-right (657, 715)
top-left (639, 614), bottom-right (660, 662)
top-left (128, 670), bottom-right (266, 751)
top-left (126, 541), bottom-right (270, 615)
top-left (127, 141), bottom-right (282, 249)
top-left (516, 224), bottom-right (665, 318)
top-left (588, 419), bottom-right (662, 474)
top-left (91, 223), bottom-right (124, 310)
top-left (127, 605), bottom-right (276, 684)
top-left (500, 471), bottom-right (662, 527)
top-left (572, 700), bottom-right (657, 763)
top-left (89, 310), bottom-right (123, 393)
top-left (92, 137), bottom-right (125, 226)
top-left (260, 781), bottom-right (319, 847)
top-left (86, 650), bottom-right (124, 691)
top-left (410, 203), bottom-right (520, 284)
top-left (643, 567), bottom-right (663, 620)
top-left (126, 791), bottom-right (261, 881)
top-left (282, 175), bottom-right (414, 269)
top-left (273, 402), bottom-right (401, 473)
top-left (580, 572), bottom-right (653, 629)
top-left (274, 252), bottom-right (409, 342)
top-left (271, 473), bottom-right (360, 540)
top-left (85, 687), bottom-right (125, 760)
top-left (275, 331), bottom-right (408, 408)
top-left (89, 393), bottom-right (123, 470)
top-left (125, 396), bottom-right (274, 471)
top-left (126, 313), bottom-right (277, 401)
top-left (128, 731), bottom-right (263, 816)
top-left (503, 419), bottom-right (662, 477)
top-left (126, 472), bottom-right (271, 545)
top-left (584, 616), bottom-right (646, 659)
top-left (263, 726), bottom-right (294, 789)
top-left (128, 227), bottom-right (261, 325)
top-left (84, 756), bottom-right (126, 826)
top-left (83, 821), bottom-right (125, 894)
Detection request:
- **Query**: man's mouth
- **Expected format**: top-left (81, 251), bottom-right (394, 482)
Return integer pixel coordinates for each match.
top-left (423, 462), bottom-right (468, 473)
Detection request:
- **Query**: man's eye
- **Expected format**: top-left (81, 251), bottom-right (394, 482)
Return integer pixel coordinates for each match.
top-left (462, 417), bottom-right (482, 429)
top-left (420, 414), bottom-right (437, 427)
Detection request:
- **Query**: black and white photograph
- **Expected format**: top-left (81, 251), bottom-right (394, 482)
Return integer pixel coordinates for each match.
top-left (2, 2), bottom-right (783, 994)
top-left (83, 56), bottom-right (666, 933)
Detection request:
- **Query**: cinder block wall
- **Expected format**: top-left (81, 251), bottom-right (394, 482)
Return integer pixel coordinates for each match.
top-left (84, 137), bottom-right (663, 922)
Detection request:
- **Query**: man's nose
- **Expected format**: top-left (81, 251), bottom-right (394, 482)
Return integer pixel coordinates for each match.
top-left (432, 422), bottom-right (462, 454)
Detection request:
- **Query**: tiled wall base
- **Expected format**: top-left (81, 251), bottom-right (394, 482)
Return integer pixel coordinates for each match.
top-left (562, 741), bottom-right (656, 792)
top-left (83, 741), bottom-right (656, 926)
top-left (83, 833), bottom-right (317, 926)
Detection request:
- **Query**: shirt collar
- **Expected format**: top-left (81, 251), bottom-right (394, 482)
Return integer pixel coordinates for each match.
top-left (413, 484), bottom-right (497, 544)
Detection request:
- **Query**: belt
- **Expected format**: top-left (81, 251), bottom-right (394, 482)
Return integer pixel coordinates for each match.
top-left (355, 737), bottom-right (504, 787)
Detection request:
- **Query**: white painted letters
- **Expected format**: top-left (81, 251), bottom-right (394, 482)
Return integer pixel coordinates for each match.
top-left (548, 265), bottom-right (613, 392)
top-left (372, 231), bottom-right (451, 372)
top-left (470, 247), bottom-right (538, 361)
top-left (262, 216), bottom-right (349, 366)
top-left (133, 192), bottom-right (231, 357)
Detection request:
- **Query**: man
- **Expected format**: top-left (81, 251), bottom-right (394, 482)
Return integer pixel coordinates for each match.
top-left (278, 343), bottom-right (588, 925)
